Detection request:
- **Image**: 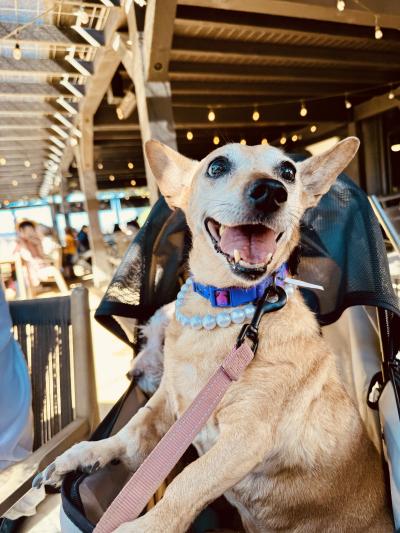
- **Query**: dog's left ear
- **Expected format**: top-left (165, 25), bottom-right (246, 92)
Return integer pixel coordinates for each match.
top-left (145, 140), bottom-right (198, 209)
top-left (298, 136), bottom-right (360, 208)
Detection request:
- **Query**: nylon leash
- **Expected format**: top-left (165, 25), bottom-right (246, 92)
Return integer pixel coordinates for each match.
top-left (94, 286), bottom-right (287, 533)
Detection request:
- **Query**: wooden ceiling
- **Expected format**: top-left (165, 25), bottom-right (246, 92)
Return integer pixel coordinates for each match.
top-left (1, 0), bottom-right (400, 201)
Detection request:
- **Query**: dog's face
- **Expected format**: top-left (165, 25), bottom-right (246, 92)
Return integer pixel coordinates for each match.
top-left (146, 138), bottom-right (359, 287)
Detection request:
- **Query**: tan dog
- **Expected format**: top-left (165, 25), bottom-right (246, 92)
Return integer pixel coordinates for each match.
top-left (38, 138), bottom-right (392, 532)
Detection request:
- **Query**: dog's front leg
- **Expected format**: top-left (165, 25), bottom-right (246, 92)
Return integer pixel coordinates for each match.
top-left (36, 382), bottom-right (173, 488)
top-left (114, 421), bottom-right (268, 533)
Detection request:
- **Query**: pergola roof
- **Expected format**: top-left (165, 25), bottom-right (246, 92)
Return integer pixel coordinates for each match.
top-left (1, 0), bottom-right (400, 201)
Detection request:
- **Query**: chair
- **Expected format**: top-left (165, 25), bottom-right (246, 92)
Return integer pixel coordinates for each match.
top-left (0, 286), bottom-right (99, 517)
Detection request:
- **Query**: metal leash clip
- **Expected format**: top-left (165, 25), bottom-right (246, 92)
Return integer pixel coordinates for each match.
top-left (236, 285), bottom-right (287, 354)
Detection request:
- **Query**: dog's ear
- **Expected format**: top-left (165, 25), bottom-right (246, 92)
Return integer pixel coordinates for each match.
top-left (298, 136), bottom-right (360, 208)
top-left (145, 140), bottom-right (197, 209)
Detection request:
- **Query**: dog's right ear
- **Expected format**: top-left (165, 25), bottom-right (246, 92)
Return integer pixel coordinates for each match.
top-left (145, 140), bottom-right (198, 209)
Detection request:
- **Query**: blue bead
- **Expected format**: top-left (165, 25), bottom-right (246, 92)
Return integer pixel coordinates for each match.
top-left (231, 309), bottom-right (245, 324)
top-left (177, 291), bottom-right (185, 300)
top-left (216, 312), bottom-right (231, 328)
top-left (181, 314), bottom-right (190, 327)
top-left (190, 315), bottom-right (203, 330)
top-left (185, 278), bottom-right (193, 286)
top-left (202, 314), bottom-right (217, 330)
top-left (244, 305), bottom-right (255, 318)
top-left (175, 300), bottom-right (183, 308)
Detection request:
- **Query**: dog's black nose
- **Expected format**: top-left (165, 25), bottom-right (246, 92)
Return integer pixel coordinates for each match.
top-left (247, 178), bottom-right (288, 212)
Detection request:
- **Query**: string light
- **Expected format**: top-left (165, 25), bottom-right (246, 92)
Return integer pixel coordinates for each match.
top-left (291, 134), bottom-right (298, 142)
top-left (213, 135), bottom-right (220, 145)
top-left (252, 109), bottom-right (260, 122)
top-left (336, 0), bottom-right (345, 11)
top-left (0, 157), bottom-right (6, 165)
top-left (24, 160), bottom-right (31, 168)
top-left (388, 90), bottom-right (395, 100)
top-left (109, 174), bottom-right (115, 182)
top-left (97, 163), bottom-right (103, 170)
top-left (70, 137), bottom-right (78, 147)
top-left (280, 135), bottom-right (287, 145)
top-left (299, 101), bottom-right (308, 117)
top-left (186, 131), bottom-right (194, 141)
top-left (344, 96), bottom-right (352, 109)
top-left (261, 138), bottom-right (268, 145)
top-left (130, 179), bottom-right (136, 186)
top-left (13, 43), bottom-right (22, 60)
top-left (32, 173), bottom-right (37, 180)
top-left (12, 180), bottom-right (18, 187)
top-left (208, 109), bottom-right (216, 122)
top-left (128, 161), bottom-right (134, 169)
top-left (310, 125), bottom-right (317, 133)
top-left (240, 138), bottom-right (247, 145)
top-left (374, 16), bottom-right (383, 39)
top-left (391, 144), bottom-right (400, 152)
top-left (116, 107), bottom-right (124, 120)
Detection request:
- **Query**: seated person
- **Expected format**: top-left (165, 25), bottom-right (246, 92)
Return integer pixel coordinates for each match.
top-left (14, 220), bottom-right (68, 293)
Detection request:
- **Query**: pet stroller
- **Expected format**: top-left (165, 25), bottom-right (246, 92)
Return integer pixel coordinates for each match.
top-left (59, 173), bottom-right (400, 532)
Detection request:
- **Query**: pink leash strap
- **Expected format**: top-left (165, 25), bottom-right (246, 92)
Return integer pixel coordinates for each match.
top-left (94, 341), bottom-right (254, 533)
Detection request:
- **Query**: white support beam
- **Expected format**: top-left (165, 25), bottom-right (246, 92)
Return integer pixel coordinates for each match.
top-left (118, 5), bottom-right (178, 204)
top-left (143, 0), bottom-right (177, 81)
top-left (0, 22), bottom-right (104, 47)
top-left (74, 115), bottom-right (112, 286)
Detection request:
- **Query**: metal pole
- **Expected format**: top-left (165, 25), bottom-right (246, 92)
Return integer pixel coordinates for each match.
top-left (369, 195), bottom-right (400, 254)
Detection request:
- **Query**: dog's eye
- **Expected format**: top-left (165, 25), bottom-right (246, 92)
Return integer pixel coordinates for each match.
top-left (279, 161), bottom-right (296, 182)
top-left (207, 156), bottom-right (231, 179)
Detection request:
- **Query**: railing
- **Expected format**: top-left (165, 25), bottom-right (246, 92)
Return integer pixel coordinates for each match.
top-left (369, 195), bottom-right (400, 255)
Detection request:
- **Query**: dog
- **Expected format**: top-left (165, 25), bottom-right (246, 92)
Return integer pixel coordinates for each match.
top-left (36, 138), bottom-right (392, 532)
top-left (127, 303), bottom-right (174, 395)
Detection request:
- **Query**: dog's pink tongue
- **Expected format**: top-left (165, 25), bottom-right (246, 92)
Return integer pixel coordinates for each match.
top-left (219, 225), bottom-right (277, 264)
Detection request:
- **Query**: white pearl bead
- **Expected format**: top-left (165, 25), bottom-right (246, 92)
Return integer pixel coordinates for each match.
top-left (216, 312), bottom-right (231, 328)
top-left (231, 309), bottom-right (245, 324)
top-left (185, 278), bottom-right (193, 286)
top-left (177, 291), bottom-right (185, 300)
top-left (202, 314), bottom-right (217, 330)
top-left (180, 284), bottom-right (189, 293)
top-left (284, 284), bottom-right (295, 298)
top-left (190, 315), bottom-right (203, 330)
top-left (244, 305), bottom-right (255, 318)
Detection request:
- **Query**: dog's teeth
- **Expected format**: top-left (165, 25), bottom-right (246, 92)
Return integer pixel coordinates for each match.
top-left (234, 249), bottom-right (241, 263)
top-left (219, 225), bottom-right (226, 236)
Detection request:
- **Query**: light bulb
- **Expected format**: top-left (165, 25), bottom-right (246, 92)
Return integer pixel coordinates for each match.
top-left (130, 179), bottom-right (136, 186)
top-left (109, 174), bottom-right (115, 182)
top-left (300, 102), bottom-right (308, 117)
top-left (336, 0), bottom-right (345, 11)
top-left (97, 163), bottom-right (103, 170)
top-left (24, 160), bottom-right (31, 168)
top-left (240, 139), bottom-right (247, 145)
top-left (388, 90), bottom-right (395, 100)
top-left (186, 131), bottom-right (193, 141)
top-left (0, 157), bottom-right (6, 165)
top-left (128, 161), bottom-right (134, 169)
top-left (291, 134), bottom-right (298, 142)
top-left (390, 144), bottom-right (400, 152)
top-left (70, 137), bottom-right (78, 146)
top-left (345, 98), bottom-right (352, 109)
top-left (208, 109), bottom-right (216, 122)
top-left (213, 135), bottom-right (220, 145)
top-left (310, 125), bottom-right (317, 133)
top-left (280, 135), bottom-right (287, 145)
top-left (375, 18), bottom-right (383, 40)
top-left (261, 138), bottom-right (268, 145)
top-left (252, 109), bottom-right (260, 122)
top-left (13, 43), bottom-right (22, 60)
top-left (12, 180), bottom-right (18, 187)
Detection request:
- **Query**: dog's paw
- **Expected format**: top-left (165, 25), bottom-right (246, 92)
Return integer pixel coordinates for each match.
top-left (32, 440), bottom-right (116, 489)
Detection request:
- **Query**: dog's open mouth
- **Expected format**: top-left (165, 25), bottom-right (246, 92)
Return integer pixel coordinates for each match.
top-left (205, 218), bottom-right (283, 279)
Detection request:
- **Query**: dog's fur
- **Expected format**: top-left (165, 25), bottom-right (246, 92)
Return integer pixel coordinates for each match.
top-left (40, 139), bottom-right (392, 532)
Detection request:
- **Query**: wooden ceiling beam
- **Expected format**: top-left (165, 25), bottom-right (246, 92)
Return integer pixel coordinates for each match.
top-left (172, 36), bottom-right (400, 70)
top-left (0, 101), bottom-right (69, 116)
top-left (0, 57), bottom-right (85, 77)
top-left (143, 0), bottom-right (177, 81)
top-left (175, 4), bottom-right (400, 39)
top-left (0, 83), bottom-right (78, 100)
top-left (169, 61), bottom-right (397, 85)
top-left (0, 22), bottom-right (104, 48)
